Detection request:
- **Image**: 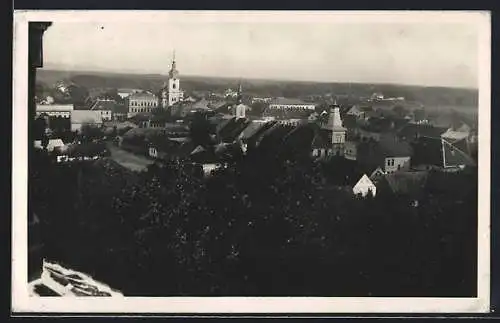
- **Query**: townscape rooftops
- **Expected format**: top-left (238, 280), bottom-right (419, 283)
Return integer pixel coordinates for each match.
top-left (218, 117), bottom-right (250, 143)
top-left (36, 104), bottom-right (74, 111)
top-left (262, 107), bottom-right (312, 120)
top-left (239, 121), bottom-right (268, 141)
top-left (129, 92), bottom-right (157, 100)
top-left (91, 100), bottom-right (116, 111)
top-left (381, 171), bottom-right (429, 197)
top-left (357, 138), bottom-right (412, 166)
top-left (441, 129), bottom-right (470, 142)
top-left (410, 136), bottom-right (444, 167)
top-left (397, 122), bottom-right (448, 140)
top-left (70, 110), bottom-right (103, 124)
top-left (441, 137), bottom-right (476, 167)
top-left (378, 137), bottom-right (413, 157)
top-left (269, 97), bottom-right (316, 106)
top-left (282, 124), bottom-right (316, 151)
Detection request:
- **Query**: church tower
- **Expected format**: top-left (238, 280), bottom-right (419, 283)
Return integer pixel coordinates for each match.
top-left (161, 51), bottom-right (183, 109)
top-left (326, 103), bottom-right (346, 156)
top-left (234, 81), bottom-right (246, 119)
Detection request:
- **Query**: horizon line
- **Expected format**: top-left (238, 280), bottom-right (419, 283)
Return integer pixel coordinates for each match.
top-left (39, 66), bottom-right (479, 91)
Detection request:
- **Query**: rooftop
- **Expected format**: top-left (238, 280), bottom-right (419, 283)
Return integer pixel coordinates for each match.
top-left (91, 100), bottom-right (116, 111)
top-left (269, 97), bottom-right (316, 107)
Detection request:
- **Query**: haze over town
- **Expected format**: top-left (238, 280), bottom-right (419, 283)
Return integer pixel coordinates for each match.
top-left (43, 17), bottom-right (478, 88)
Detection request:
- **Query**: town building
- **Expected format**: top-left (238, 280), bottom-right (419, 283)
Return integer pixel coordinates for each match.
top-left (322, 106), bottom-right (347, 156)
top-left (117, 88), bottom-right (141, 99)
top-left (171, 98), bottom-right (211, 118)
top-left (267, 97), bottom-right (316, 111)
top-left (126, 92), bottom-right (158, 117)
top-left (35, 104), bottom-right (74, 132)
top-left (36, 104), bottom-right (74, 119)
top-left (357, 137), bottom-right (412, 174)
top-left (90, 98), bottom-right (115, 121)
top-left (232, 83), bottom-right (249, 119)
top-left (352, 174), bottom-right (377, 197)
top-left (160, 52), bottom-right (184, 108)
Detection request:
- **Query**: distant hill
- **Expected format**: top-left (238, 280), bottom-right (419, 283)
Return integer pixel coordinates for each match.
top-left (36, 69), bottom-right (478, 110)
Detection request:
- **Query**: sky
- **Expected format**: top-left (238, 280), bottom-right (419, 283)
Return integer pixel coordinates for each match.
top-left (41, 13), bottom-right (480, 88)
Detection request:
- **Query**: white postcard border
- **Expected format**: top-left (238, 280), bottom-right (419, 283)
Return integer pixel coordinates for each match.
top-left (12, 10), bottom-right (491, 314)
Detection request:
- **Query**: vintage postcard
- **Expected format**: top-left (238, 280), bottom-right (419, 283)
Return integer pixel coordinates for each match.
top-left (12, 10), bottom-right (491, 314)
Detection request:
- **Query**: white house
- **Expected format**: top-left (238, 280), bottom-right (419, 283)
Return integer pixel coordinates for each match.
top-left (268, 97), bottom-right (316, 111)
top-left (36, 104), bottom-right (74, 119)
top-left (352, 174), bottom-right (377, 197)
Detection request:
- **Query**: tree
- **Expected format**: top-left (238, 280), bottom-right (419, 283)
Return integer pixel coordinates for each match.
top-left (392, 105), bottom-right (407, 118)
top-left (189, 112), bottom-right (214, 148)
top-left (33, 116), bottom-right (47, 140)
top-left (80, 123), bottom-right (104, 142)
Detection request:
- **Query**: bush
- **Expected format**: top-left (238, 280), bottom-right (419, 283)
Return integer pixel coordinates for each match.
top-left (32, 148), bottom-right (477, 297)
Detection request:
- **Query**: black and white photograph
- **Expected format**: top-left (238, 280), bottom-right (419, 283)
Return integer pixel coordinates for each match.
top-left (12, 11), bottom-right (490, 313)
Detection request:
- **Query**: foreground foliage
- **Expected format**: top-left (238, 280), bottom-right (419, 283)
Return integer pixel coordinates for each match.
top-left (31, 148), bottom-right (477, 297)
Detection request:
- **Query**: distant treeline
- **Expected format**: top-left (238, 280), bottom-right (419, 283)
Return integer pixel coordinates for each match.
top-left (37, 69), bottom-right (478, 108)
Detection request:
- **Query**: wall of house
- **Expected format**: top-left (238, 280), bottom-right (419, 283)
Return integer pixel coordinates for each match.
top-left (384, 156), bottom-right (411, 173)
top-left (269, 104), bottom-right (316, 110)
top-left (98, 110), bottom-right (112, 121)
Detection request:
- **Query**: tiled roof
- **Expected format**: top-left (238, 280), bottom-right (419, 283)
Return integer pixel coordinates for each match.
top-left (378, 137), bottom-right (412, 157)
top-left (70, 110), bottom-right (103, 124)
top-left (91, 100), bottom-right (116, 111)
top-left (262, 107), bottom-right (311, 120)
top-left (246, 120), bottom-right (277, 145)
top-left (129, 92), bottom-right (157, 99)
top-left (442, 137), bottom-right (476, 167)
top-left (441, 129), bottom-right (469, 142)
top-left (209, 100), bottom-right (231, 112)
top-left (381, 171), bottom-right (429, 197)
top-left (258, 123), bottom-right (295, 149)
top-left (239, 121), bottom-right (268, 141)
top-left (283, 124), bottom-right (316, 152)
top-left (410, 136), bottom-right (443, 167)
top-left (397, 123), bottom-right (448, 140)
top-left (357, 138), bottom-right (412, 167)
top-left (269, 97), bottom-right (315, 106)
top-left (219, 118), bottom-right (250, 143)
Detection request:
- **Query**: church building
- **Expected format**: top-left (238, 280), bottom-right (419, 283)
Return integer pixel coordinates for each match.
top-left (160, 51), bottom-right (184, 109)
top-left (321, 105), bottom-right (347, 156)
top-left (233, 82), bottom-right (248, 119)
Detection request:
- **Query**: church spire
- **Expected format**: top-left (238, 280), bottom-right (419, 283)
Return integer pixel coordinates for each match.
top-left (236, 80), bottom-right (243, 104)
top-left (169, 49), bottom-right (178, 78)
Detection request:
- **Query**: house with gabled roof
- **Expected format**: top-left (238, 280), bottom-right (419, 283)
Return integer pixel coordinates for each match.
top-left (352, 174), bottom-right (377, 198)
top-left (357, 137), bottom-right (412, 174)
top-left (410, 135), bottom-right (476, 171)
